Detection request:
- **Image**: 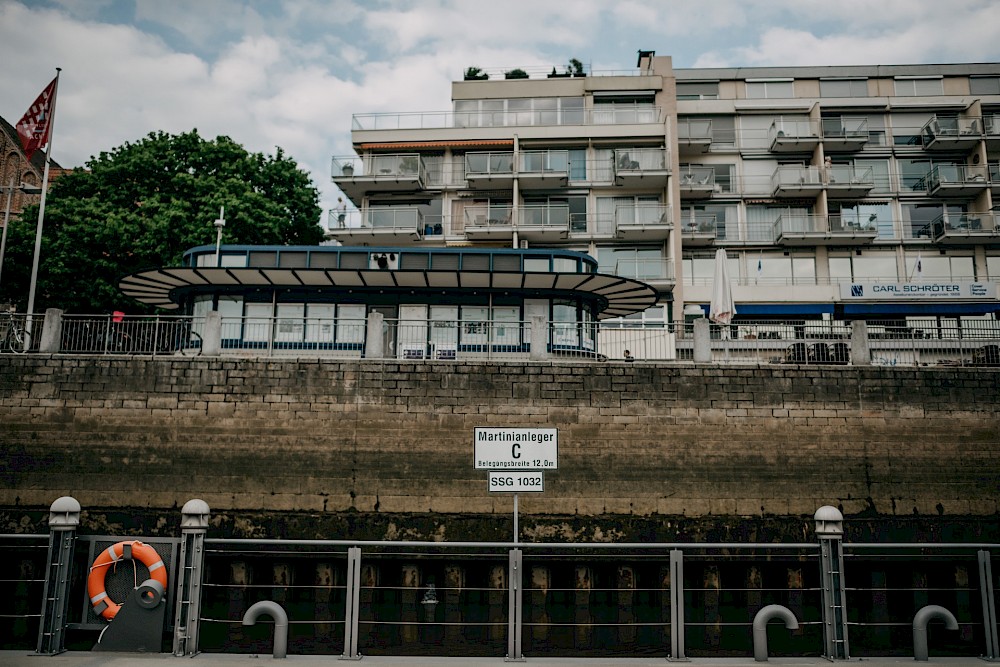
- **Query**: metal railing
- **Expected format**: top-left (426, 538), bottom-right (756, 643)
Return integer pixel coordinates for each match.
top-left (58, 314), bottom-right (203, 356)
top-left (2, 526), bottom-right (996, 660)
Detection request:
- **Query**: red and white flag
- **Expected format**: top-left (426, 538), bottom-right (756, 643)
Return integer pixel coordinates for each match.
top-left (15, 76), bottom-right (58, 161)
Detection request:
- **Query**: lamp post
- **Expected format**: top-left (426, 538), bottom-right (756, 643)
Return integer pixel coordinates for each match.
top-left (0, 178), bottom-right (44, 290)
top-left (213, 206), bottom-right (226, 266)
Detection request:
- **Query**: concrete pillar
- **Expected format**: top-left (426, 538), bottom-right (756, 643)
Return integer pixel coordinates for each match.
top-left (530, 566), bottom-right (551, 642)
top-left (488, 565), bottom-right (506, 642)
top-left (36, 496), bottom-right (80, 655)
top-left (365, 311), bottom-right (385, 359)
top-left (851, 320), bottom-right (870, 366)
top-left (703, 565), bottom-right (721, 647)
top-left (574, 565), bottom-right (592, 648)
top-left (529, 314), bottom-right (549, 360)
top-left (173, 499), bottom-right (210, 656)
top-left (201, 311), bottom-right (222, 356)
top-left (39, 308), bottom-right (62, 353)
top-left (617, 565), bottom-right (637, 646)
top-left (400, 564), bottom-right (420, 644)
top-left (693, 318), bottom-right (712, 362)
top-left (443, 565), bottom-right (464, 644)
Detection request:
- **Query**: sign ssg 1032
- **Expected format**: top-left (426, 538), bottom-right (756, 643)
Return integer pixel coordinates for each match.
top-left (474, 428), bottom-right (558, 470)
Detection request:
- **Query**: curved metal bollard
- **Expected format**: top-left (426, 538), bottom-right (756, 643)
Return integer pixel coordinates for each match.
top-left (242, 600), bottom-right (289, 659)
top-left (912, 604), bottom-right (958, 662)
top-left (752, 604), bottom-right (799, 662)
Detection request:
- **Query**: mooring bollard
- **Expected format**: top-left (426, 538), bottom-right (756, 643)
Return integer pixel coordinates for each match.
top-left (752, 604), bottom-right (799, 662)
top-left (912, 604), bottom-right (958, 661)
top-left (242, 600), bottom-right (289, 659)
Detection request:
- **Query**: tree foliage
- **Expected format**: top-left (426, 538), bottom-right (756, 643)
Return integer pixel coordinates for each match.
top-left (1, 130), bottom-right (324, 313)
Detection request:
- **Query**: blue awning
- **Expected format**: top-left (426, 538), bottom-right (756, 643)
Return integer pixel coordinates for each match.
top-left (841, 302), bottom-right (1000, 316)
top-left (694, 303), bottom-right (834, 317)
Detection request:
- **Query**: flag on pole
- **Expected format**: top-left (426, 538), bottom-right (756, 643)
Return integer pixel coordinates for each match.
top-left (15, 76), bottom-right (58, 161)
top-left (756, 252), bottom-right (763, 280)
top-left (914, 251), bottom-right (923, 282)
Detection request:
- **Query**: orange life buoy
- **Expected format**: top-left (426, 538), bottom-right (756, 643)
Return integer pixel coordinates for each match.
top-left (86, 540), bottom-right (167, 620)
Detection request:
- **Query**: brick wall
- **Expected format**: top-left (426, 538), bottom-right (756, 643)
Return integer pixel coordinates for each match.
top-left (1, 356), bottom-right (997, 539)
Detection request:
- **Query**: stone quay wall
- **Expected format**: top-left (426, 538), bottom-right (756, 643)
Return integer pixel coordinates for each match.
top-left (1, 356), bottom-right (997, 540)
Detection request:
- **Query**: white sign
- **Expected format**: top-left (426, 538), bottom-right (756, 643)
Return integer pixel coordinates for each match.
top-left (488, 471), bottom-right (544, 493)
top-left (474, 428), bottom-right (558, 470)
top-left (840, 282), bottom-right (996, 301)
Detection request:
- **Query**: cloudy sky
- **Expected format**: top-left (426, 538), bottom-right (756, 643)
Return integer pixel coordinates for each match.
top-left (3, 0), bottom-right (1000, 219)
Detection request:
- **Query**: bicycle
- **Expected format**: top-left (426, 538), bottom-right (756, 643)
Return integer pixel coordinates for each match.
top-left (1, 313), bottom-right (27, 353)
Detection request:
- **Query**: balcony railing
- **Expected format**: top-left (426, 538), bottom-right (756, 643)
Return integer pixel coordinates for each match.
top-left (331, 153), bottom-right (425, 179)
top-left (771, 213), bottom-right (878, 246)
top-left (921, 116), bottom-right (984, 150)
top-left (519, 203), bottom-right (570, 230)
top-left (771, 165), bottom-right (823, 197)
top-left (769, 119), bottom-right (821, 152)
top-left (465, 152), bottom-right (514, 176)
top-left (924, 164), bottom-right (989, 197)
top-left (464, 205), bottom-right (513, 232)
top-left (363, 207), bottom-right (424, 233)
top-left (822, 116), bottom-right (868, 141)
top-left (928, 212), bottom-right (1000, 243)
top-left (351, 107), bottom-right (663, 131)
top-left (676, 118), bottom-right (713, 146)
top-left (824, 165), bottom-right (875, 198)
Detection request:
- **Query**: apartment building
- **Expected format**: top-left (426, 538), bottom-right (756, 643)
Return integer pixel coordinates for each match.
top-left (328, 51), bottom-right (1000, 329)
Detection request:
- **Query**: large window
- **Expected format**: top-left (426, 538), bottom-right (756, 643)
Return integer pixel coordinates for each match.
top-left (904, 253), bottom-right (974, 281)
top-left (894, 77), bottom-right (943, 96)
top-left (829, 252), bottom-right (898, 282)
top-left (682, 252), bottom-right (737, 286)
top-left (597, 247), bottom-right (667, 281)
top-left (902, 203), bottom-right (967, 239)
top-left (676, 81), bottom-right (719, 100)
top-left (593, 95), bottom-right (657, 124)
top-left (745, 80), bottom-right (793, 99)
top-left (820, 78), bottom-right (868, 97)
top-left (891, 112), bottom-right (936, 146)
top-left (828, 201), bottom-right (893, 238)
top-left (454, 97), bottom-right (584, 127)
top-left (680, 204), bottom-right (736, 241)
top-left (748, 253), bottom-right (815, 286)
top-left (746, 205), bottom-right (813, 243)
top-left (970, 76), bottom-right (1000, 95)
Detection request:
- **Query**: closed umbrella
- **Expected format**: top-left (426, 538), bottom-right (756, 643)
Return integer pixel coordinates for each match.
top-left (709, 248), bottom-right (736, 325)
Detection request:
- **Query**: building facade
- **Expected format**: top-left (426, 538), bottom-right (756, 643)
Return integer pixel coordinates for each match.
top-left (328, 52), bottom-right (1000, 328)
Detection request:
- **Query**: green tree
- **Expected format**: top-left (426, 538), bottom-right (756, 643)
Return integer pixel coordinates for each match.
top-left (1, 129), bottom-right (324, 313)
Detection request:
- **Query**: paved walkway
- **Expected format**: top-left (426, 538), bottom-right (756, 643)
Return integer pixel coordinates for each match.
top-left (0, 652), bottom-right (987, 666)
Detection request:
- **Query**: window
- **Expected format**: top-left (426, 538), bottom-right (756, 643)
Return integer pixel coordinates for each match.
top-left (677, 81), bottom-right (719, 100)
top-left (597, 247), bottom-right (666, 281)
top-left (970, 76), bottom-right (1000, 95)
top-left (454, 97), bottom-right (584, 127)
top-left (853, 159), bottom-right (892, 193)
top-left (905, 253), bottom-right (974, 281)
top-left (746, 205), bottom-right (812, 243)
top-left (829, 202), bottom-right (893, 238)
top-left (901, 203), bottom-right (967, 239)
top-left (829, 252), bottom-right (898, 282)
top-left (820, 79), bottom-right (868, 97)
top-left (682, 252), bottom-right (735, 286)
top-left (894, 77), bottom-right (943, 96)
top-left (745, 80), bottom-right (793, 99)
top-left (987, 255), bottom-right (1000, 279)
top-left (593, 94), bottom-right (657, 124)
top-left (747, 254), bottom-right (815, 285)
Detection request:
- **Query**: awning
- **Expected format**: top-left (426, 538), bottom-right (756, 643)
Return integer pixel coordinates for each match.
top-left (840, 302), bottom-right (1000, 316)
top-left (119, 267), bottom-right (658, 320)
top-left (360, 140), bottom-right (514, 150)
top-left (693, 303), bottom-right (835, 317)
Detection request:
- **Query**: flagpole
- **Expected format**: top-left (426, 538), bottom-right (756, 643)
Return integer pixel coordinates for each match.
top-left (24, 68), bottom-right (60, 345)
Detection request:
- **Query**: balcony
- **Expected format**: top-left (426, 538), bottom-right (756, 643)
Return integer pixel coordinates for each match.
top-left (679, 213), bottom-right (721, 247)
top-left (824, 165), bottom-right (875, 199)
top-left (518, 150), bottom-right (569, 189)
top-left (326, 206), bottom-right (425, 242)
top-left (615, 204), bottom-right (672, 241)
top-left (768, 119), bottom-right (821, 153)
top-left (984, 115), bottom-right (1000, 151)
top-left (464, 204), bottom-right (513, 241)
top-left (921, 116), bottom-right (983, 152)
top-left (928, 212), bottom-right (1000, 245)
top-left (821, 117), bottom-right (869, 152)
top-left (773, 213), bottom-right (877, 247)
top-left (518, 204), bottom-right (570, 242)
top-left (613, 148), bottom-right (670, 187)
top-left (924, 164), bottom-right (989, 198)
top-left (677, 118), bottom-right (713, 154)
top-left (678, 166), bottom-right (717, 199)
top-left (991, 163), bottom-right (1000, 196)
top-left (465, 152), bottom-right (515, 189)
top-left (771, 166), bottom-right (823, 198)
top-left (614, 258), bottom-right (674, 284)
top-left (331, 154), bottom-right (425, 201)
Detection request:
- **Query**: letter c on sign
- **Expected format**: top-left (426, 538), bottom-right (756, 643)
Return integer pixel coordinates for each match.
top-left (512, 444), bottom-right (521, 459)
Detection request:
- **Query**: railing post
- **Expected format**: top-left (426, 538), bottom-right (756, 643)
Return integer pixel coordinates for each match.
top-left (172, 499), bottom-right (210, 656)
top-left (341, 546), bottom-right (362, 660)
top-left (201, 311), bottom-right (222, 356)
top-left (38, 308), bottom-right (62, 354)
top-left (506, 548), bottom-right (523, 662)
top-left (692, 318), bottom-right (711, 362)
top-left (816, 505), bottom-right (849, 659)
top-left (364, 312), bottom-right (385, 359)
top-left (979, 550), bottom-right (999, 660)
top-left (670, 549), bottom-right (687, 660)
top-left (529, 315), bottom-right (548, 361)
top-left (851, 320), bottom-right (870, 366)
top-left (36, 496), bottom-right (80, 655)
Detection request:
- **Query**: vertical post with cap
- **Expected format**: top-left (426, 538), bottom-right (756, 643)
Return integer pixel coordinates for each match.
top-left (36, 496), bottom-right (80, 655)
top-left (173, 499), bottom-right (210, 656)
top-left (816, 505), bottom-right (849, 660)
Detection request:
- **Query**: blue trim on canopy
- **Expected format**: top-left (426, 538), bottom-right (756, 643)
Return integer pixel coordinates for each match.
top-left (698, 303), bottom-right (835, 316)
top-left (841, 302), bottom-right (1000, 316)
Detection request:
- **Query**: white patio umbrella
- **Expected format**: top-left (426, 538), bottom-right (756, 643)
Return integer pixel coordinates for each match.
top-left (709, 248), bottom-right (736, 325)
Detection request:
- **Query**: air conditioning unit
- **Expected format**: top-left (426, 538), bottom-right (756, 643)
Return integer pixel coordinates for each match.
top-left (519, 240), bottom-right (529, 249)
